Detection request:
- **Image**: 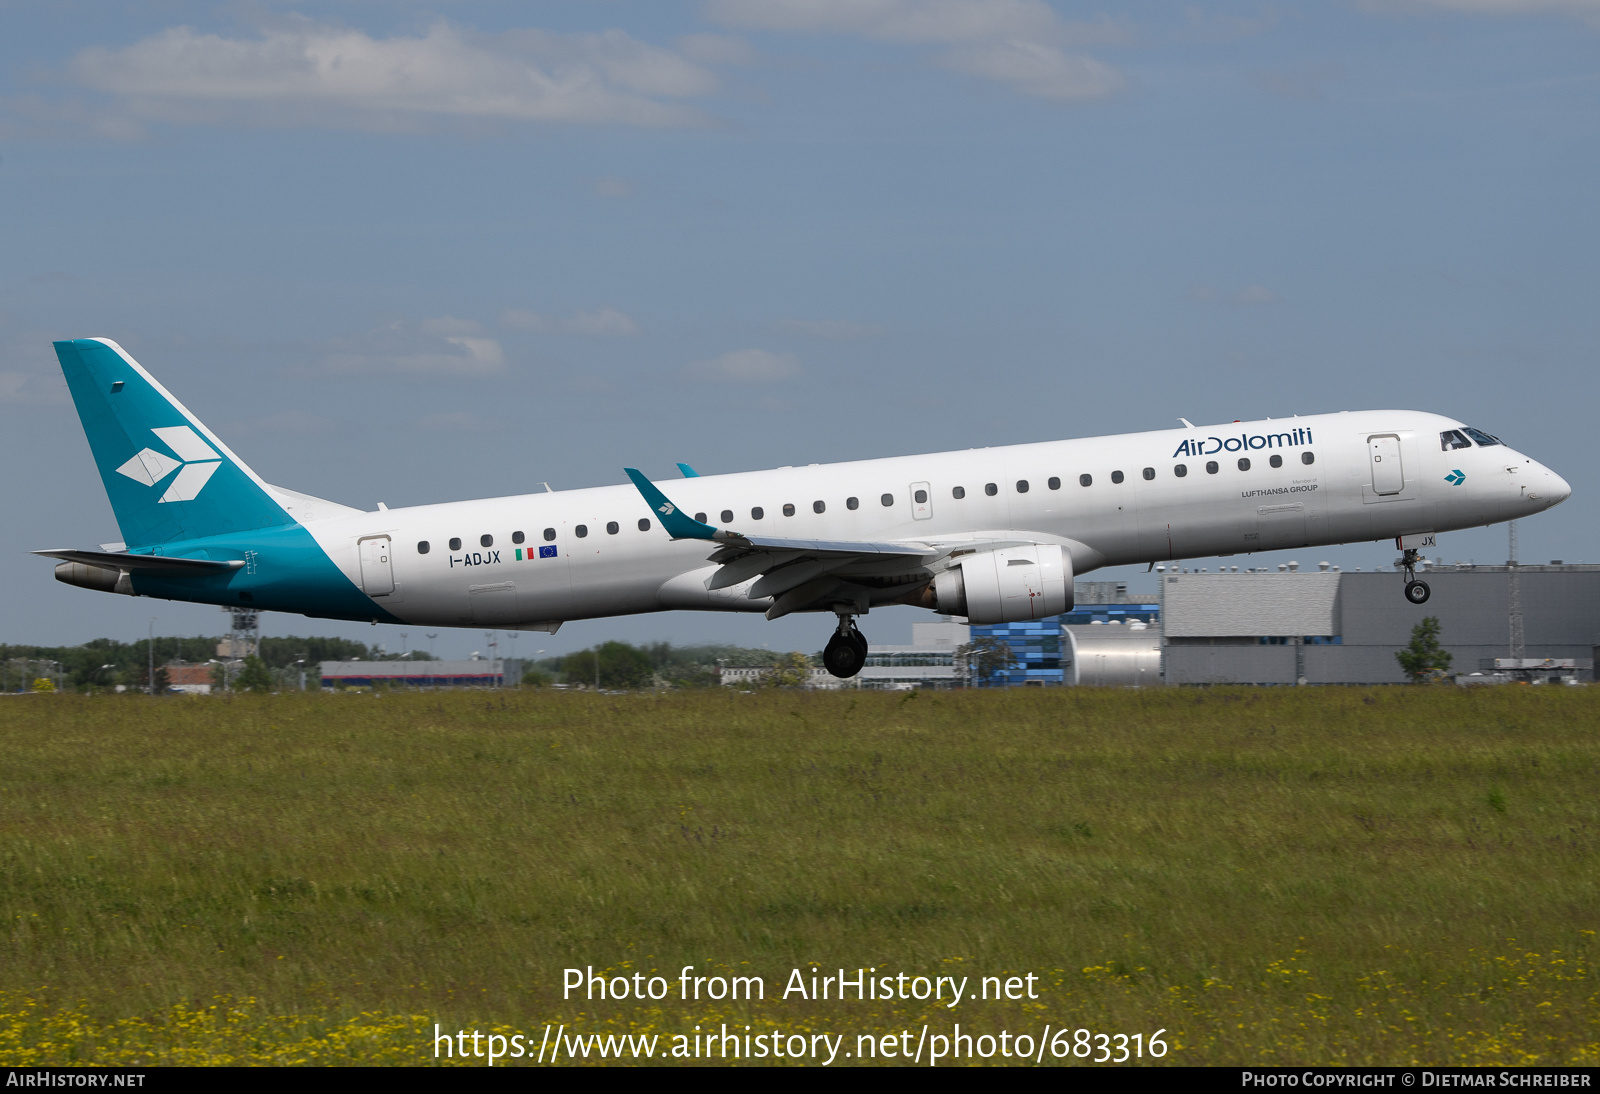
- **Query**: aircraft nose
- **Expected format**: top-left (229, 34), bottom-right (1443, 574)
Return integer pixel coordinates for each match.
top-left (1545, 468), bottom-right (1572, 507)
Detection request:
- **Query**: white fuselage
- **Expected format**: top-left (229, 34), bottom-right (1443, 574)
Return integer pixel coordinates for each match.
top-left (297, 409), bottom-right (1570, 629)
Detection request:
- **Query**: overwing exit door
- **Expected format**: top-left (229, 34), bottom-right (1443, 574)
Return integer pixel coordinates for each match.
top-left (910, 481), bottom-right (932, 520)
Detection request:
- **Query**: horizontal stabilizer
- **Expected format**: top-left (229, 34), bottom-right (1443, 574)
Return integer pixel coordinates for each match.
top-left (33, 548), bottom-right (244, 574)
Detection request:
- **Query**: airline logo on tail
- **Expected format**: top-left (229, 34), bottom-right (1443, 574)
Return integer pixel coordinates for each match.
top-left (114, 426), bottom-right (222, 503)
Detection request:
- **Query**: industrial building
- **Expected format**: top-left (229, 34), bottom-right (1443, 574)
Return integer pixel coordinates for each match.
top-left (1163, 565), bottom-right (1598, 685)
top-left (320, 659), bottom-right (523, 688)
top-left (962, 563), bottom-right (1596, 688)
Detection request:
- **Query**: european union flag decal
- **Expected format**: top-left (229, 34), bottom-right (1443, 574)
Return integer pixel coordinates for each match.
top-left (539, 545), bottom-right (558, 559)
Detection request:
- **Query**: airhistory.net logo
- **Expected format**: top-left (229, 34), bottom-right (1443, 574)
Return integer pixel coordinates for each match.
top-left (114, 425), bottom-right (223, 503)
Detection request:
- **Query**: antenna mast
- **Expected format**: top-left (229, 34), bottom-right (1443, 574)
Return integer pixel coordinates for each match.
top-left (1508, 520), bottom-right (1524, 663)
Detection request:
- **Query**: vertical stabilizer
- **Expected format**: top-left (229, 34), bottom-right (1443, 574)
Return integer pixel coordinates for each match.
top-left (54, 339), bottom-right (292, 548)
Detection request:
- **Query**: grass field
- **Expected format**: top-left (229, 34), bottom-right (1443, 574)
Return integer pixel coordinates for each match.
top-left (1, 686), bottom-right (1596, 1066)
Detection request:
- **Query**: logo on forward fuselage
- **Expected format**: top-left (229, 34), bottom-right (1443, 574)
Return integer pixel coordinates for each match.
top-left (1171, 427), bottom-right (1313, 458)
top-left (113, 426), bottom-right (222, 503)
top-left (1445, 469), bottom-right (1466, 486)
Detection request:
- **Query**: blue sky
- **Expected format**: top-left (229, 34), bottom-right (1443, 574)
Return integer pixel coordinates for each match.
top-left (3, 1), bottom-right (1596, 658)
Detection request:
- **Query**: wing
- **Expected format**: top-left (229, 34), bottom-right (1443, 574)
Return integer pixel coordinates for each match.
top-left (624, 468), bottom-right (935, 618)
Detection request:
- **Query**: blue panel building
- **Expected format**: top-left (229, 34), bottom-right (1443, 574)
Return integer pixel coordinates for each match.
top-left (969, 582), bottom-right (1161, 686)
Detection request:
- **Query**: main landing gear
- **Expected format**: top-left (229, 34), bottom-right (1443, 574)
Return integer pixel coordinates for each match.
top-left (823, 614), bottom-right (868, 679)
top-left (1400, 547), bottom-right (1431, 604)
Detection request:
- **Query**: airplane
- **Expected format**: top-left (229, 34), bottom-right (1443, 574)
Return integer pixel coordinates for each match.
top-left (38, 337), bottom-right (1572, 679)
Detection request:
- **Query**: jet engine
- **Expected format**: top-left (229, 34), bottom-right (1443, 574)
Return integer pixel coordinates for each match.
top-left (931, 544), bottom-right (1072, 624)
top-left (55, 561), bottom-right (134, 595)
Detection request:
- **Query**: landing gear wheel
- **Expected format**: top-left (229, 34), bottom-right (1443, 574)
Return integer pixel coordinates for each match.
top-left (1405, 580), bottom-right (1431, 605)
top-left (823, 631), bottom-right (866, 678)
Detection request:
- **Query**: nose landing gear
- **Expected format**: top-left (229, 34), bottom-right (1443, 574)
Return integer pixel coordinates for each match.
top-left (822, 614), bottom-right (868, 679)
top-left (1401, 547), bottom-right (1431, 604)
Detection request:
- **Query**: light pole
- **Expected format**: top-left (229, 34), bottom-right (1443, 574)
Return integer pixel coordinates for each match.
top-left (426, 633), bottom-right (438, 659)
top-left (148, 618), bottom-right (157, 695)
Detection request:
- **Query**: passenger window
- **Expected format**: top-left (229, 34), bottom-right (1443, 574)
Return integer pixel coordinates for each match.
top-left (1079, 474), bottom-right (1092, 487)
top-left (751, 507), bottom-right (764, 520)
top-left (813, 500), bottom-right (826, 514)
top-left (721, 510), bottom-right (734, 523)
top-left (1047, 477), bottom-right (1060, 490)
top-left (1238, 458), bottom-right (1251, 471)
top-left (1440, 430), bottom-right (1472, 451)
top-left (1174, 464), bottom-right (1187, 477)
top-left (638, 518), bottom-right (651, 532)
top-left (1462, 427), bottom-right (1501, 447)
top-left (575, 525), bottom-right (588, 538)
top-left (881, 493), bottom-right (894, 506)
top-left (544, 528), bottom-right (556, 541)
top-left (782, 503), bottom-right (796, 517)
top-left (1206, 461), bottom-right (1218, 474)
top-left (952, 486), bottom-right (966, 499)
top-left (846, 497), bottom-right (859, 510)
top-left (417, 541), bottom-right (430, 554)
top-left (694, 512), bottom-right (706, 524)
top-left (1015, 480), bottom-right (1029, 494)
top-left (1142, 467), bottom-right (1155, 481)
top-left (449, 537), bottom-right (462, 551)
top-left (1269, 454), bottom-right (1283, 468)
top-left (606, 522), bottom-right (619, 535)
top-left (984, 483), bottom-right (997, 496)
top-left (914, 489), bottom-right (928, 504)
top-left (481, 534), bottom-right (494, 548)
top-left (512, 531), bottom-right (525, 544)
top-left (1301, 452), bottom-right (1315, 465)
top-left (1111, 471), bottom-right (1124, 484)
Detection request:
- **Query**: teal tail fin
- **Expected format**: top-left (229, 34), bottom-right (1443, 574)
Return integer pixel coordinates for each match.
top-left (54, 338), bottom-right (292, 548)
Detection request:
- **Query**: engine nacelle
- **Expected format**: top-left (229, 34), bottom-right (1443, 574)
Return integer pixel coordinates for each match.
top-left (932, 545), bottom-right (1073, 624)
top-left (55, 561), bottom-right (134, 596)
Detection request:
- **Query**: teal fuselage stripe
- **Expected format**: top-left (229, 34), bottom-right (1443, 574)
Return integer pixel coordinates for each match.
top-left (127, 523), bottom-right (401, 623)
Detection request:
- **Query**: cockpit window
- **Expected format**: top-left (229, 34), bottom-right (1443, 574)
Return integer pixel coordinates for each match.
top-left (1440, 429), bottom-right (1472, 451)
top-left (1462, 427), bottom-right (1502, 447)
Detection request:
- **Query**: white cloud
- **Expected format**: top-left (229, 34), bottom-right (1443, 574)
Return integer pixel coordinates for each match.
top-left (777, 318), bottom-right (884, 339)
top-left (704, 0), bottom-right (1125, 100)
top-left (939, 41), bottom-right (1122, 100)
top-left (684, 348), bottom-right (800, 382)
top-left (501, 306), bottom-right (640, 336)
top-left (325, 318), bottom-right (506, 377)
top-left (676, 33), bottom-right (760, 65)
top-left (1378, 0), bottom-right (1600, 15)
top-left (704, 0), bottom-right (1063, 43)
top-left (57, 19), bottom-right (724, 132)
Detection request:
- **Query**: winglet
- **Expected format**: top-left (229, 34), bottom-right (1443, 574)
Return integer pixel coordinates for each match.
top-left (624, 468), bottom-right (728, 541)
top-left (677, 462), bottom-right (700, 478)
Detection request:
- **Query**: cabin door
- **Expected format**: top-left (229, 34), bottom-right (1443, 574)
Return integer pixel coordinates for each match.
top-left (357, 536), bottom-right (394, 596)
top-left (1368, 435), bottom-right (1404, 496)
